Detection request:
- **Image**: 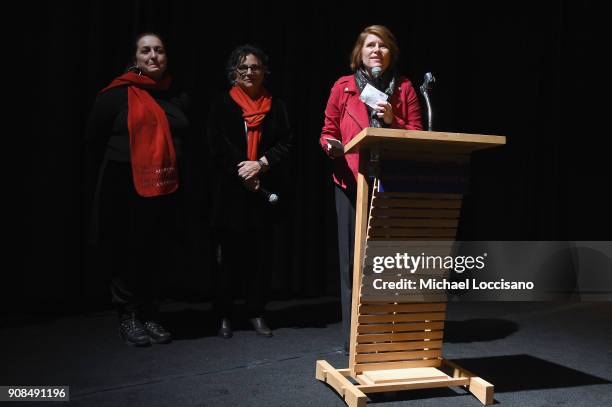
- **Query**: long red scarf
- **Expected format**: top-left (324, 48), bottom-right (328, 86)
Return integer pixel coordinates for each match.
top-left (100, 72), bottom-right (178, 197)
top-left (229, 86), bottom-right (272, 161)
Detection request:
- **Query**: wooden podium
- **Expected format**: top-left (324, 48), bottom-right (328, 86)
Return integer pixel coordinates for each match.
top-left (315, 128), bottom-right (506, 406)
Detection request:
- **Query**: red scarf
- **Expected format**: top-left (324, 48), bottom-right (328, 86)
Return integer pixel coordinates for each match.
top-left (100, 72), bottom-right (178, 197)
top-left (229, 86), bottom-right (272, 161)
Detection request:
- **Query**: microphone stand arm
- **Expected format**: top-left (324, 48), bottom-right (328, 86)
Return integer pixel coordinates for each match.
top-left (419, 72), bottom-right (435, 131)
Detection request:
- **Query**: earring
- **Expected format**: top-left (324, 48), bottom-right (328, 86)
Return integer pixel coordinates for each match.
top-left (128, 65), bottom-right (143, 75)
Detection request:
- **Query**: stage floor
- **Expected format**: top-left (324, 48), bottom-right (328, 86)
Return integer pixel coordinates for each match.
top-left (2, 299), bottom-right (611, 406)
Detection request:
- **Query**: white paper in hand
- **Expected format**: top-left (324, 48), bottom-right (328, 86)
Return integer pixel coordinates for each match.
top-left (359, 83), bottom-right (388, 109)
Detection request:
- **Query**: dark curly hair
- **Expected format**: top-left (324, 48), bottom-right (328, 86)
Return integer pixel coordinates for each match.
top-left (225, 44), bottom-right (270, 85)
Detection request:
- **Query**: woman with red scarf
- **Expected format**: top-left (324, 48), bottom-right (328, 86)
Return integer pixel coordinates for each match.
top-left (208, 45), bottom-right (292, 338)
top-left (85, 33), bottom-right (190, 346)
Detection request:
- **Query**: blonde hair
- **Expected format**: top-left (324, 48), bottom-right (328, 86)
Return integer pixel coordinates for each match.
top-left (349, 25), bottom-right (399, 72)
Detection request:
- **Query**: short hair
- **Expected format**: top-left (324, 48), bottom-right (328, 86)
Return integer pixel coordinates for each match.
top-left (225, 44), bottom-right (270, 85)
top-left (349, 25), bottom-right (399, 72)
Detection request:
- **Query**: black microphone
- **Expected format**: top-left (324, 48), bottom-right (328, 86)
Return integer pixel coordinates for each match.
top-left (371, 66), bottom-right (382, 88)
top-left (259, 187), bottom-right (279, 205)
top-left (420, 72), bottom-right (435, 92)
top-left (419, 72), bottom-right (436, 131)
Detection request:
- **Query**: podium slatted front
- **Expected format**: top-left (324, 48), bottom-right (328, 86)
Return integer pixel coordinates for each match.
top-left (316, 128), bottom-right (505, 407)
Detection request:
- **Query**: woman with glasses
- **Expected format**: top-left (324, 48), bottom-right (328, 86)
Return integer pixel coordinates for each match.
top-left (85, 33), bottom-right (190, 346)
top-left (207, 44), bottom-right (292, 338)
top-left (319, 25), bottom-right (423, 354)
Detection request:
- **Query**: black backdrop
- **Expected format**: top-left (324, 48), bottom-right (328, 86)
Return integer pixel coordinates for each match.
top-left (18, 1), bottom-right (609, 313)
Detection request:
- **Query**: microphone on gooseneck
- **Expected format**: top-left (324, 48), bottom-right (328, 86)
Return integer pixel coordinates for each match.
top-left (420, 72), bottom-right (435, 92)
top-left (419, 72), bottom-right (436, 131)
top-left (259, 187), bottom-right (279, 205)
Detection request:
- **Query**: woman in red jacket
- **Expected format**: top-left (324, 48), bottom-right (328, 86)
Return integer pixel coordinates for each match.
top-left (319, 25), bottom-right (422, 354)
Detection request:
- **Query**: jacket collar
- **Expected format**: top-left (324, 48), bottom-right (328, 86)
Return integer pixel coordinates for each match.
top-left (343, 75), bottom-right (369, 129)
top-left (340, 74), bottom-right (359, 93)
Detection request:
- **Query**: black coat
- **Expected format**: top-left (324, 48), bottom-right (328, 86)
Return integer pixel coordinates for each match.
top-left (207, 93), bottom-right (293, 231)
top-left (84, 85), bottom-right (191, 246)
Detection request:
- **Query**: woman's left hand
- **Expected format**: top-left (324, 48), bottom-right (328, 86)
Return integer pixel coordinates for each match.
top-left (238, 160), bottom-right (262, 180)
top-left (375, 100), bottom-right (393, 125)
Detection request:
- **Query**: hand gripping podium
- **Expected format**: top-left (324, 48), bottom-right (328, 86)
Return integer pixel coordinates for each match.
top-left (315, 128), bottom-right (506, 406)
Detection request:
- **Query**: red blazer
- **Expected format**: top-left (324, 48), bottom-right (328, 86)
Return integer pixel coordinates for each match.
top-left (319, 74), bottom-right (423, 190)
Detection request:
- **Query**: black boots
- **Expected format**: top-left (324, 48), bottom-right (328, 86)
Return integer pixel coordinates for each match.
top-left (119, 312), bottom-right (172, 346)
top-left (218, 318), bottom-right (233, 338)
top-left (119, 315), bottom-right (151, 347)
top-left (144, 321), bottom-right (172, 344)
top-left (249, 317), bottom-right (273, 337)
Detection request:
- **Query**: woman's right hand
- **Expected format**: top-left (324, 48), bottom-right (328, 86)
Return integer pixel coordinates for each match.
top-left (327, 141), bottom-right (344, 159)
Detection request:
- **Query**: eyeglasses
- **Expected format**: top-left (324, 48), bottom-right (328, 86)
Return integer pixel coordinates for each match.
top-left (236, 64), bottom-right (262, 75)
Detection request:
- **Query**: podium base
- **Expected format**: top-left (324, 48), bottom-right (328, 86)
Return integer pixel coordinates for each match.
top-left (315, 359), bottom-right (494, 406)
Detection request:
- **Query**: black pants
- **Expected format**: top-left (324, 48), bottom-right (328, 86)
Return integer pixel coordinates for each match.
top-left (212, 228), bottom-right (269, 320)
top-left (334, 184), bottom-right (356, 350)
top-left (98, 161), bottom-right (178, 321)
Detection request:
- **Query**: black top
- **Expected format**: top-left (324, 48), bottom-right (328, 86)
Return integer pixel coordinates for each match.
top-left (207, 93), bottom-right (293, 231)
top-left (86, 86), bottom-right (190, 163)
top-left (84, 85), bottom-right (190, 212)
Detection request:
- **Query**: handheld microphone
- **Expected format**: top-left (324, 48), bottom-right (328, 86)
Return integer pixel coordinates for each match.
top-left (259, 187), bottom-right (279, 205)
top-left (371, 66), bottom-right (382, 89)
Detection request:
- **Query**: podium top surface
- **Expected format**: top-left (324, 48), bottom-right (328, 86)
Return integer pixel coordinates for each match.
top-left (344, 128), bottom-right (506, 155)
